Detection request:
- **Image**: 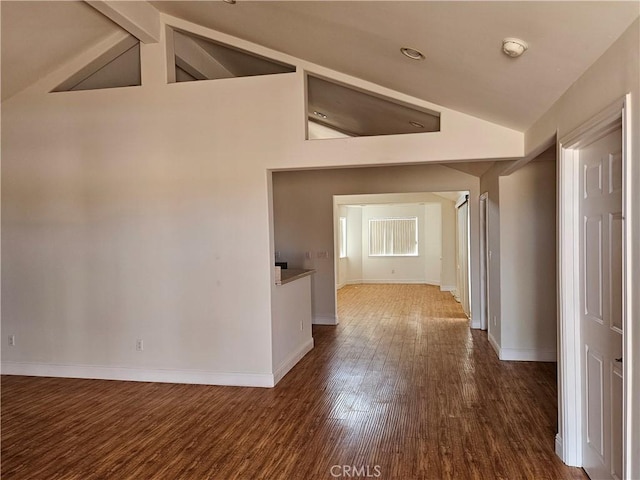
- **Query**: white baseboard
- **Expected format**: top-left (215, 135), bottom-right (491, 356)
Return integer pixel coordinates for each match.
top-left (345, 280), bottom-right (440, 287)
top-left (555, 434), bottom-right (563, 460)
top-left (488, 332), bottom-right (501, 358)
top-left (1, 361), bottom-right (275, 388)
top-left (499, 348), bottom-right (557, 362)
top-left (336, 282), bottom-right (347, 290)
top-left (272, 338), bottom-right (314, 385)
top-left (487, 333), bottom-right (556, 362)
top-left (440, 284), bottom-right (456, 292)
top-left (356, 279), bottom-right (430, 285)
top-left (313, 315), bottom-right (338, 325)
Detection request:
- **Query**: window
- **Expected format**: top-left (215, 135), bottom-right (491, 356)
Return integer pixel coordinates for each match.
top-left (339, 217), bottom-right (347, 258)
top-left (369, 217), bottom-right (418, 256)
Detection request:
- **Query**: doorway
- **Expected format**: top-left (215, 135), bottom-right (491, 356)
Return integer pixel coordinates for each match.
top-left (558, 96), bottom-right (630, 479)
top-left (333, 191), bottom-right (468, 321)
top-left (455, 195), bottom-right (471, 318)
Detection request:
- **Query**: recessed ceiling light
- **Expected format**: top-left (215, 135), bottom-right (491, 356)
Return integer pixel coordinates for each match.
top-left (313, 111), bottom-right (328, 119)
top-left (502, 38), bottom-right (528, 58)
top-left (400, 47), bottom-right (425, 61)
top-left (409, 121), bottom-right (424, 128)
top-left (223, 0), bottom-right (236, 4)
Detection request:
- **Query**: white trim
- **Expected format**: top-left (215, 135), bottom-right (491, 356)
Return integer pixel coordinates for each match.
top-left (557, 95), bottom-right (630, 469)
top-left (487, 333), bottom-right (555, 361)
top-left (558, 139), bottom-right (583, 467)
top-left (498, 348), bottom-right (557, 362)
top-left (479, 192), bottom-right (489, 331)
top-left (351, 279), bottom-right (433, 285)
top-left (346, 279), bottom-right (443, 287)
top-left (272, 338), bottom-right (314, 385)
top-left (555, 434), bottom-right (564, 459)
top-left (313, 315), bottom-right (338, 325)
top-left (470, 318), bottom-right (482, 330)
top-left (488, 332), bottom-right (500, 358)
top-left (621, 94), bottom-right (634, 480)
top-left (1, 361), bottom-right (275, 388)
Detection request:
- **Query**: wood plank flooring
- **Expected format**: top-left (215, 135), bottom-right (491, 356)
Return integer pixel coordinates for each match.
top-left (1, 284), bottom-right (587, 479)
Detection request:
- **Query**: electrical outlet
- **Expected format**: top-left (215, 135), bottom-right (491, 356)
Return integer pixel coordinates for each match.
top-left (300, 320), bottom-right (304, 331)
top-left (493, 316), bottom-right (497, 326)
top-left (8, 335), bottom-right (15, 346)
top-left (136, 339), bottom-right (144, 351)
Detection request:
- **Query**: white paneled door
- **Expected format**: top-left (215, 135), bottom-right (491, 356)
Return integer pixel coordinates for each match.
top-left (580, 127), bottom-right (623, 480)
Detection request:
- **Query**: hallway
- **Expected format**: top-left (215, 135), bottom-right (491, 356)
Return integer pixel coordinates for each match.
top-left (2, 284), bottom-right (586, 479)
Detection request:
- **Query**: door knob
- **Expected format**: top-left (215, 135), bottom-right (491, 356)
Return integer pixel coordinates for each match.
top-left (615, 357), bottom-right (623, 363)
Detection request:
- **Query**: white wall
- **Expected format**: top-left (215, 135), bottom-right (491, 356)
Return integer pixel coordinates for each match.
top-left (440, 199), bottom-right (457, 291)
top-left (358, 203), bottom-right (440, 284)
top-left (337, 205), bottom-right (349, 288)
top-left (480, 162), bottom-right (503, 348)
top-left (525, 18), bottom-right (640, 476)
top-left (479, 151), bottom-right (557, 361)
top-left (2, 75), bottom-right (295, 386)
top-left (341, 206), bottom-right (363, 285)
top-left (0, 16), bottom-right (523, 386)
top-left (499, 159), bottom-right (557, 361)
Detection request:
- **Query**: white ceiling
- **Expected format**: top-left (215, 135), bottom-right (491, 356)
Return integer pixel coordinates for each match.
top-left (2, 1), bottom-right (639, 132)
top-left (152, 1), bottom-right (639, 131)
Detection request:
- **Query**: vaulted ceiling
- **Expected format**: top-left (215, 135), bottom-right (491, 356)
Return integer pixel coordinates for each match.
top-left (2, 1), bottom-right (639, 132)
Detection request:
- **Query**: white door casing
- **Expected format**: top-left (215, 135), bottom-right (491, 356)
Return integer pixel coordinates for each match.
top-left (558, 95), bottom-right (631, 477)
top-left (456, 197), bottom-right (470, 318)
top-left (580, 126), bottom-right (623, 480)
top-left (479, 192), bottom-right (489, 331)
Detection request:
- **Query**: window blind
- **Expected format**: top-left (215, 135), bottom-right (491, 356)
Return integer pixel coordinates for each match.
top-left (369, 217), bottom-right (418, 256)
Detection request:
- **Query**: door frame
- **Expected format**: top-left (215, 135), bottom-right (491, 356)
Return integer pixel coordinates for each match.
top-left (479, 192), bottom-right (489, 331)
top-left (557, 94), bottom-right (631, 475)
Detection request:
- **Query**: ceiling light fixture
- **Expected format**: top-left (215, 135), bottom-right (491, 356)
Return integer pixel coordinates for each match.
top-left (400, 47), bottom-right (425, 61)
top-left (409, 121), bottom-right (424, 128)
top-left (313, 111), bottom-right (328, 119)
top-left (223, 0), bottom-right (236, 4)
top-left (502, 38), bottom-right (528, 58)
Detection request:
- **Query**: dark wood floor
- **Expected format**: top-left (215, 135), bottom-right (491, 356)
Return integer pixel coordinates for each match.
top-left (2, 284), bottom-right (587, 479)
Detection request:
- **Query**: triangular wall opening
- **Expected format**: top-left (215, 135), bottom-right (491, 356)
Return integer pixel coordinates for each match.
top-left (52, 35), bottom-right (141, 93)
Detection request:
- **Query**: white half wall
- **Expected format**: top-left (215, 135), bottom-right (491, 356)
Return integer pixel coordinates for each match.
top-left (271, 275), bottom-right (314, 384)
